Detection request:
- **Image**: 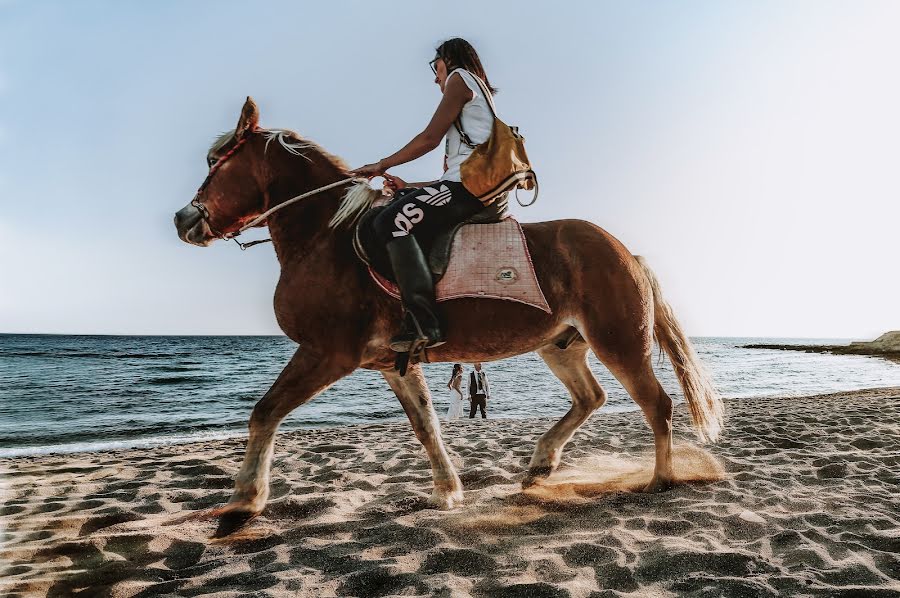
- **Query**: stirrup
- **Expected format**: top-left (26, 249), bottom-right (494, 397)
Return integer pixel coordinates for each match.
top-left (389, 311), bottom-right (444, 353)
top-left (390, 335), bottom-right (445, 353)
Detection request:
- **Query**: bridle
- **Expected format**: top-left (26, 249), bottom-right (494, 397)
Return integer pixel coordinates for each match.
top-left (190, 131), bottom-right (263, 249)
top-left (190, 128), bottom-right (362, 250)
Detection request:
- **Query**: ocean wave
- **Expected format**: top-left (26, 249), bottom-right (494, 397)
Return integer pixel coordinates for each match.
top-left (0, 351), bottom-right (171, 359)
top-left (151, 365), bottom-right (198, 373)
top-left (367, 410), bottom-right (408, 419)
top-left (148, 376), bottom-right (212, 385)
top-left (0, 429), bottom-right (250, 458)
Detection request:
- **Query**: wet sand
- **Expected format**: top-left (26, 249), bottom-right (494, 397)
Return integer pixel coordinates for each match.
top-left (2, 388), bottom-right (899, 597)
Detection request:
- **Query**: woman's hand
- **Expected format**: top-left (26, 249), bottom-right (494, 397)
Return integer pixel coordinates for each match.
top-left (349, 160), bottom-right (386, 178)
top-left (382, 173), bottom-right (407, 193)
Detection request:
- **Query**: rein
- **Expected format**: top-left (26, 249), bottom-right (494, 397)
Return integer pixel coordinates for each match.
top-left (190, 130), bottom-right (363, 250)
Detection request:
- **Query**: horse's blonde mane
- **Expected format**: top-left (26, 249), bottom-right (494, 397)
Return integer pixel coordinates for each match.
top-left (209, 127), bottom-right (373, 228)
top-left (329, 182), bottom-right (382, 229)
top-left (261, 129), bottom-right (376, 228)
top-left (208, 128), bottom-right (349, 170)
top-left (209, 130), bottom-right (236, 155)
top-left (263, 129), bottom-right (314, 162)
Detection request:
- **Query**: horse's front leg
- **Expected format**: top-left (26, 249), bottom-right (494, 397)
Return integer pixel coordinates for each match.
top-left (215, 347), bottom-right (354, 530)
top-left (382, 364), bottom-right (464, 509)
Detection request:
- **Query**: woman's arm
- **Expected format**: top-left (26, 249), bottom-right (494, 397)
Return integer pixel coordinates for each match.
top-left (350, 74), bottom-right (473, 176)
top-left (391, 177), bottom-right (439, 189)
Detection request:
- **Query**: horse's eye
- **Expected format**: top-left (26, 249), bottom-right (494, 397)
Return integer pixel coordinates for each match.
top-left (207, 156), bottom-right (217, 167)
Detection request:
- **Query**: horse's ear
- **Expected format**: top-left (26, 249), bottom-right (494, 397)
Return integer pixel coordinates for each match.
top-left (235, 96), bottom-right (260, 140)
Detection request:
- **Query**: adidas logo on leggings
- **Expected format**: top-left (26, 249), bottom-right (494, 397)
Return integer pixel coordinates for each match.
top-left (391, 185), bottom-right (452, 237)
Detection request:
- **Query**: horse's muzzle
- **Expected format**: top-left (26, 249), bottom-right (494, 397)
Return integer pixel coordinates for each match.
top-left (174, 203), bottom-right (213, 246)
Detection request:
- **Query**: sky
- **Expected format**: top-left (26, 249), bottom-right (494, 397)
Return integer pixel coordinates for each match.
top-left (1, 1), bottom-right (898, 338)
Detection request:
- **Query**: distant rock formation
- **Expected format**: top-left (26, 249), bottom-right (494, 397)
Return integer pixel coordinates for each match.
top-left (849, 331), bottom-right (900, 352)
top-left (743, 331), bottom-right (900, 362)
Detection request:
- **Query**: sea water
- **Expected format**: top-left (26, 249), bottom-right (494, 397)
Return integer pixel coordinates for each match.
top-left (2, 334), bottom-right (899, 457)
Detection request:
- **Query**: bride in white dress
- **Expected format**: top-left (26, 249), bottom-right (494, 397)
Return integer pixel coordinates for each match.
top-left (446, 363), bottom-right (464, 420)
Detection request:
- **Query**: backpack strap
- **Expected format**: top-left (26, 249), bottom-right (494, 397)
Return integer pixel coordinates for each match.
top-left (453, 120), bottom-right (476, 149)
top-left (450, 69), bottom-right (495, 149)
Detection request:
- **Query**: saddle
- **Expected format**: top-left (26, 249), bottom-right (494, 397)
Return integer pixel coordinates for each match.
top-left (353, 194), bottom-right (550, 313)
top-left (354, 195), bottom-right (509, 283)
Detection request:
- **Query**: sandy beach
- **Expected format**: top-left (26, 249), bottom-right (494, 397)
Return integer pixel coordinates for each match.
top-left (2, 388), bottom-right (899, 597)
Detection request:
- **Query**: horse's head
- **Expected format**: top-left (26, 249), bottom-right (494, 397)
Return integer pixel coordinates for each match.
top-left (175, 97), bottom-right (266, 246)
top-left (176, 97), bottom-right (381, 249)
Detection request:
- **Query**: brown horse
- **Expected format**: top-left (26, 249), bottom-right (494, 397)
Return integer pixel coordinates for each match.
top-left (174, 98), bottom-right (723, 531)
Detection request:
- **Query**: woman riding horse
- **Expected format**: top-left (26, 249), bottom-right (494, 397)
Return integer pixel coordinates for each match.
top-left (175, 66), bottom-right (724, 532)
top-left (350, 38), bottom-right (500, 354)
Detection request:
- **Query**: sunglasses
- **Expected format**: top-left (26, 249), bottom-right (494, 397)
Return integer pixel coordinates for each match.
top-left (429, 57), bottom-right (441, 75)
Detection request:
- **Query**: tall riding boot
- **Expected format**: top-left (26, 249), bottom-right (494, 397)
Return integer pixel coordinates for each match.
top-left (386, 235), bottom-right (445, 352)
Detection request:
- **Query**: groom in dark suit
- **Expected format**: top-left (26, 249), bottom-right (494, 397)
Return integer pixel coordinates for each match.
top-left (468, 362), bottom-right (490, 418)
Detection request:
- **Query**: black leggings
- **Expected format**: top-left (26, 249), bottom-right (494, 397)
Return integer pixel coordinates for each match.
top-left (372, 180), bottom-right (483, 249)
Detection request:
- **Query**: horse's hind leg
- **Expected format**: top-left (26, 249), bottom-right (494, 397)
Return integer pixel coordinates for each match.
top-left (611, 358), bottom-right (675, 491)
top-left (524, 341), bottom-right (607, 487)
top-left (382, 364), bottom-right (464, 509)
top-left (593, 348), bottom-right (675, 493)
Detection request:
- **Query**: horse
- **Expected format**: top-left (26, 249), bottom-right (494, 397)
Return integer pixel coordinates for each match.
top-left (174, 97), bottom-right (724, 532)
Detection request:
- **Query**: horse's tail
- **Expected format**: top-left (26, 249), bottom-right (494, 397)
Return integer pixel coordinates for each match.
top-left (634, 255), bottom-right (724, 443)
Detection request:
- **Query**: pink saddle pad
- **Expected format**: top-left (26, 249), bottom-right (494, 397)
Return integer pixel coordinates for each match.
top-left (369, 218), bottom-right (551, 313)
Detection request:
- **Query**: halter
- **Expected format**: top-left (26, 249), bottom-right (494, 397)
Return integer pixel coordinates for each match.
top-left (190, 129), bottom-right (364, 250)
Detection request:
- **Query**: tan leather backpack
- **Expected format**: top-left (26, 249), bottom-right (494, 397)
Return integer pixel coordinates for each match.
top-left (454, 74), bottom-right (538, 207)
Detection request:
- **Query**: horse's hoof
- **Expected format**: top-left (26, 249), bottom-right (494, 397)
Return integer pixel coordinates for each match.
top-left (643, 477), bottom-right (674, 493)
top-left (429, 488), bottom-right (463, 510)
top-left (521, 476), bottom-right (539, 489)
top-left (522, 465), bottom-right (553, 489)
top-left (211, 508), bottom-right (259, 537)
top-left (209, 503), bottom-right (262, 538)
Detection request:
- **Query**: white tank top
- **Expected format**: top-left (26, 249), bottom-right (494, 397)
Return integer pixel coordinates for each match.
top-left (441, 69), bottom-right (494, 183)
